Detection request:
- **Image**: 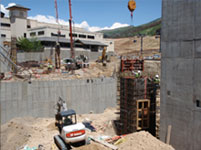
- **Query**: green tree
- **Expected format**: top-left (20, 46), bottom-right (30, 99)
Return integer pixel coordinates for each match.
top-left (17, 37), bottom-right (43, 52)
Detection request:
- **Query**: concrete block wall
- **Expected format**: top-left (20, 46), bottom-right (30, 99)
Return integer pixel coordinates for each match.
top-left (160, 0), bottom-right (201, 150)
top-left (17, 49), bottom-right (103, 63)
top-left (0, 77), bottom-right (117, 124)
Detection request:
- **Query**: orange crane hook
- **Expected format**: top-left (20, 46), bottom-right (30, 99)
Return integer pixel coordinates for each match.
top-left (128, 0), bottom-right (136, 19)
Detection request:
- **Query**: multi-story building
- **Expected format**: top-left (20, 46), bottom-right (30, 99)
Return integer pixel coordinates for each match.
top-left (0, 4), bottom-right (114, 62)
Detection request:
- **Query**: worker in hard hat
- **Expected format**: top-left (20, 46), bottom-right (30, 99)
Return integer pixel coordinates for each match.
top-left (48, 63), bottom-right (53, 73)
top-left (154, 74), bottom-right (160, 85)
top-left (135, 70), bottom-right (141, 78)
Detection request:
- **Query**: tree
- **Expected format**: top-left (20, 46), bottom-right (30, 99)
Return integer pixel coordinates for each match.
top-left (17, 37), bottom-right (43, 52)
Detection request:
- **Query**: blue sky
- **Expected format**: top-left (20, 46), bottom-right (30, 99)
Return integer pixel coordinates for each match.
top-left (1, 0), bottom-right (162, 31)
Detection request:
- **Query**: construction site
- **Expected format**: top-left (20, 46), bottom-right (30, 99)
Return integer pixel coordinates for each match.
top-left (0, 0), bottom-right (201, 150)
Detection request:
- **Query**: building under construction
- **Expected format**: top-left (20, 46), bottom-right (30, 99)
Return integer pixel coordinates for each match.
top-left (115, 57), bottom-right (157, 136)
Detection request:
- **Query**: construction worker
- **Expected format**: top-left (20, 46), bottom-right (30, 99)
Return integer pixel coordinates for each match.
top-left (154, 74), bottom-right (160, 88)
top-left (64, 116), bottom-right (73, 126)
top-left (135, 70), bottom-right (141, 78)
top-left (48, 63), bottom-right (53, 72)
top-left (154, 74), bottom-right (160, 83)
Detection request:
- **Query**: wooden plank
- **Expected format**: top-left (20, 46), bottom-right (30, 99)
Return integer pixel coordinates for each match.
top-left (89, 136), bottom-right (118, 150)
top-left (166, 125), bottom-right (172, 144)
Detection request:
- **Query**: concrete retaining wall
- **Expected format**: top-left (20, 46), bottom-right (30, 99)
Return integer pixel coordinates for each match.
top-left (17, 49), bottom-right (103, 63)
top-left (0, 77), bottom-right (117, 124)
top-left (160, 0), bottom-right (201, 150)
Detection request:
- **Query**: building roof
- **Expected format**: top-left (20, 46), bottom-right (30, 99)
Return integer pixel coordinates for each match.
top-left (37, 37), bottom-right (70, 43)
top-left (6, 4), bottom-right (30, 11)
top-left (76, 39), bottom-right (107, 46)
top-left (37, 37), bottom-right (107, 46)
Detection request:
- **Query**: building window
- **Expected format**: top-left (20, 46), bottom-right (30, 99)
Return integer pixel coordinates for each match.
top-left (196, 100), bottom-right (201, 108)
top-left (1, 34), bottom-right (6, 38)
top-left (51, 33), bottom-right (65, 38)
top-left (79, 34), bottom-right (86, 38)
top-left (1, 23), bottom-right (11, 27)
top-left (27, 25), bottom-right (31, 28)
top-left (20, 11), bottom-right (24, 17)
top-left (87, 35), bottom-right (95, 39)
top-left (24, 33), bottom-right (26, 38)
top-left (38, 31), bottom-right (45, 35)
top-left (30, 32), bottom-right (36, 36)
top-left (69, 33), bottom-right (77, 37)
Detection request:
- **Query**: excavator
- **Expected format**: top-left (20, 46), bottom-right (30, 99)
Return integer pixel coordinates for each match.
top-left (96, 46), bottom-right (108, 66)
top-left (54, 97), bottom-right (86, 150)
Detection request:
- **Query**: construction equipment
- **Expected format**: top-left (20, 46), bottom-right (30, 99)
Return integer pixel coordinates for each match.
top-left (128, 0), bottom-right (136, 19)
top-left (96, 47), bottom-right (110, 66)
top-left (54, 0), bottom-right (61, 69)
top-left (54, 97), bottom-right (86, 150)
top-left (62, 55), bottom-right (89, 71)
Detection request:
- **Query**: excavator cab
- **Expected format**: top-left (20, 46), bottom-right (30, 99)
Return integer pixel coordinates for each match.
top-left (56, 109), bottom-right (77, 133)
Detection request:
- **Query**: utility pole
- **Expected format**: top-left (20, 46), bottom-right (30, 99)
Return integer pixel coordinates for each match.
top-left (138, 34), bottom-right (145, 58)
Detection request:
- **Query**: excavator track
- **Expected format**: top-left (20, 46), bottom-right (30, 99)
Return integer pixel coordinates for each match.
top-left (54, 135), bottom-right (71, 150)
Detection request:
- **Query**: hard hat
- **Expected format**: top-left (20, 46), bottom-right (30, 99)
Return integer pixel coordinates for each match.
top-left (155, 75), bottom-right (159, 78)
top-left (138, 70), bottom-right (141, 73)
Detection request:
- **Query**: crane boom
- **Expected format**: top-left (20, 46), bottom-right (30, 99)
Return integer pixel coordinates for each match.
top-left (54, 0), bottom-right (61, 69)
top-left (68, 0), bottom-right (74, 59)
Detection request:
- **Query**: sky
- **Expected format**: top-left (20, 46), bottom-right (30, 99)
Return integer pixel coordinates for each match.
top-left (0, 0), bottom-right (162, 32)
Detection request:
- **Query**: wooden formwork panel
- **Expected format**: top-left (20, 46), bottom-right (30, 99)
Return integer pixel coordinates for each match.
top-left (136, 99), bottom-right (150, 130)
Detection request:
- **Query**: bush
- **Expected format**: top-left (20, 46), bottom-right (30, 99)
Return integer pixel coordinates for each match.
top-left (17, 37), bottom-right (44, 52)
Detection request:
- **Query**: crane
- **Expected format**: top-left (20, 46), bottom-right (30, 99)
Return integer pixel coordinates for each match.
top-left (54, 0), bottom-right (61, 69)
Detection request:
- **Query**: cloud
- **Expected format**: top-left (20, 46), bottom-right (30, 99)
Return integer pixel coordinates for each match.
top-left (28, 15), bottom-right (129, 32)
top-left (7, 3), bottom-right (16, 7)
top-left (0, 3), bottom-right (16, 17)
top-left (0, 3), bottom-right (129, 32)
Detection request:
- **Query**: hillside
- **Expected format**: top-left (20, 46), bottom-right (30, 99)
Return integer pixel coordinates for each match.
top-left (113, 36), bottom-right (160, 56)
top-left (99, 18), bottom-right (161, 38)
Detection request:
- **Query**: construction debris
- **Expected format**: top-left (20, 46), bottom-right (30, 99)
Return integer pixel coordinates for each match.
top-left (1, 108), bottom-right (174, 150)
top-left (89, 136), bottom-right (118, 150)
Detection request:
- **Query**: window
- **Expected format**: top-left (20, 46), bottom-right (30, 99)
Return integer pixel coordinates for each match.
top-left (51, 33), bottom-right (65, 38)
top-left (1, 34), bottom-right (6, 38)
top-left (196, 100), bottom-right (201, 108)
top-left (24, 33), bottom-right (26, 38)
top-left (20, 11), bottom-right (24, 17)
top-left (1, 23), bottom-right (10, 27)
top-left (27, 25), bottom-right (31, 28)
top-left (38, 31), bottom-right (45, 35)
top-left (30, 32), bottom-right (36, 36)
top-left (79, 34), bottom-right (86, 38)
top-left (69, 33), bottom-right (77, 37)
top-left (87, 35), bottom-right (95, 39)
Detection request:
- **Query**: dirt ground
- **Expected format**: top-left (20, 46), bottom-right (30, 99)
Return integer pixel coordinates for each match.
top-left (113, 36), bottom-right (160, 56)
top-left (1, 108), bottom-right (173, 150)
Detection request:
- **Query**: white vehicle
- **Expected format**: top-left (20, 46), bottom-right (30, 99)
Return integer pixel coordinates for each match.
top-left (54, 98), bottom-right (86, 150)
